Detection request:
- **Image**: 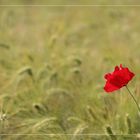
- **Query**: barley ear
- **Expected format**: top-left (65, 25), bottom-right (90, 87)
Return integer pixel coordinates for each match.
top-left (86, 105), bottom-right (97, 120)
top-left (125, 113), bottom-right (132, 134)
top-left (105, 125), bottom-right (117, 140)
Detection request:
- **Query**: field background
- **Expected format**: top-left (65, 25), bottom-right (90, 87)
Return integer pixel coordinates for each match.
top-left (0, 0), bottom-right (140, 139)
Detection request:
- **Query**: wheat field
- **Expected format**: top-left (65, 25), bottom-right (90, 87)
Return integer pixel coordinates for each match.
top-left (0, 0), bottom-right (140, 140)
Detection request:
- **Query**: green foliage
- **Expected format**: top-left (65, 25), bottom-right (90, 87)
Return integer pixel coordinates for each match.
top-left (0, 0), bottom-right (140, 139)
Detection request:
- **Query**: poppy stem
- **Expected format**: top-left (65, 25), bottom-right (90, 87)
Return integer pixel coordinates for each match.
top-left (126, 85), bottom-right (140, 112)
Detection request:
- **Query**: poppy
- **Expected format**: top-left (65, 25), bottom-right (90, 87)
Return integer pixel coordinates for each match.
top-left (104, 64), bottom-right (135, 92)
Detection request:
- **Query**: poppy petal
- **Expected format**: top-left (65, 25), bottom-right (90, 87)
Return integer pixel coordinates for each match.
top-left (104, 64), bottom-right (135, 93)
top-left (104, 81), bottom-right (120, 92)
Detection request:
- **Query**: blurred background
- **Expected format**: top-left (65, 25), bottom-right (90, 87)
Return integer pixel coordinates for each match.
top-left (0, 0), bottom-right (140, 139)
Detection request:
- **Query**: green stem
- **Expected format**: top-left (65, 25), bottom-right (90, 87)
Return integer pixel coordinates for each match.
top-left (126, 85), bottom-right (140, 112)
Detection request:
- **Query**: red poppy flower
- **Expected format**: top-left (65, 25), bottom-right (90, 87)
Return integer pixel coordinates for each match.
top-left (104, 64), bottom-right (135, 92)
